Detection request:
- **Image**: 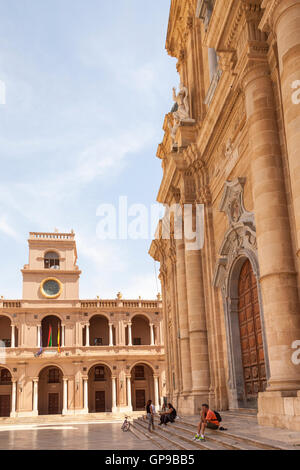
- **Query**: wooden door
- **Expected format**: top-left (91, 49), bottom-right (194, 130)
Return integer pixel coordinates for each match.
top-left (48, 393), bottom-right (59, 415)
top-left (0, 395), bottom-right (10, 417)
top-left (95, 391), bottom-right (105, 412)
top-left (136, 390), bottom-right (146, 410)
top-left (238, 260), bottom-right (266, 403)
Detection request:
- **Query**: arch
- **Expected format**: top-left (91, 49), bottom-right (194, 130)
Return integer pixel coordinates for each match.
top-left (129, 361), bottom-right (156, 374)
top-left (0, 367), bottom-right (12, 417)
top-left (130, 315), bottom-right (151, 346)
top-left (0, 316), bottom-right (18, 348)
top-left (130, 363), bottom-right (155, 411)
top-left (38, 365), bottom-right (63, 415)
top-left (41, 315), bottom-right (62, 348)
top-left (89, 312), bottom-right (110, 322)
top-left (44, 251), bottom-right (60, 269)
top-left (88, 315), bottom-right (110, 346)
top-left (40, 312), bottom-right (64, 323)
top-left (0, 364), bottom-right (13, 376)
top-left (88, 363), bottom-right (112, 413)
top-left (87, 361), bottom-right (113, 375)
top-left (36, 363), bottom-right (66, 378)
top-left (131, 312), bottom-right (152, 323)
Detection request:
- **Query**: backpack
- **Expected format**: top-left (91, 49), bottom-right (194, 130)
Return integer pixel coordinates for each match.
top-left (213, 410), bottom-right (222, 423)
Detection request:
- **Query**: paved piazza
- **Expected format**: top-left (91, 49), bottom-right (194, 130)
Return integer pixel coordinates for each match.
top-left (0, 422), bottom-right (159, 451)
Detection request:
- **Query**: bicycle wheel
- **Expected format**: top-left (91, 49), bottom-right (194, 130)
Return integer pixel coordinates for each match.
top-left (122, 422), bottom-right (130, 432)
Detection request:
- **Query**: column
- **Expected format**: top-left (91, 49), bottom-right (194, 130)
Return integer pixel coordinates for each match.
top-left (271, 0), bottom-right (300, 255)
top-left (33, 379), bottom-right (38, 414)
top-left (154, 376), bottom-right (160, 411)
top-left (112, 376), bottom-right (117, 412)
top-left (150, 324), bottom-right (155, 346)
top-left (185, 209), bottom-right (210, 400)
top-left (83, 377), bottom-right (88, 412)
top-left (37, 325), bottom-right (41, 348)
top-left (126, 376), bottom-right (132, 410)
top-left (11, 380), bottom-right (17, 417)
top-left (11, 325), bottom-right (15, 349)
top-left (109, 323), bottom-right (114, 347)
top-left (62, 378), bottom-right (68, 415)
top-left (85, 324), bottom-right (90, 347)
top-left (61, 325), bottom-right (65, 348)
top-left (243, 60), bottom-right (300, 391)
top-left (128, 323), bottom-right (132, 346)
top-left (175, 238), bottom-right (192, 394)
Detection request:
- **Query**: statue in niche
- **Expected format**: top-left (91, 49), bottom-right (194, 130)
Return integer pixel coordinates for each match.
top-left (172, 83), bottom-right (190, 122)
top-left (168, 83), bottom-right (191, 148)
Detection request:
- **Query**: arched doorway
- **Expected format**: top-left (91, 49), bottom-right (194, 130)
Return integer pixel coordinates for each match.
top-left (41, 316), bottom-right (61, 348)
top-left (88, 364), bottom-right (112, 412)
top-left (88, 316), bottom-right (110, 346)
top-left (130, 316), bottom-right (151, 346)
top-left (238, 259), bottom-right (267, 407)
top-left (38, 366), bottom-right (63, 415)
top-left (131, 363), bottom-right (154, 411)
top-left (0, 368), bottom-right (12, 417)
top-left (0, 316), bottom-right (18, 348)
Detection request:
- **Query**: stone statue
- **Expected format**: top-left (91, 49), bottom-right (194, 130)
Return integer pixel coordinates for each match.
top-left (172, 83), bottom-right (190, 122)
top-left (168, 83), bottom-right (191, 148)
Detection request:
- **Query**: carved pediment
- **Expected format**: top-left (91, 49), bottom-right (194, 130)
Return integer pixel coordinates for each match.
top-left (214, 178), bottom-right (257, 290)
top-left (219, 178), bottom-right (254, 228)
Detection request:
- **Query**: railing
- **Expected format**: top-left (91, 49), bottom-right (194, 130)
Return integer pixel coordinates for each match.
top-left (1, 299), bottom-right (162, 310)
top-left (2, 301), bottom-right (21, 308)
top-left (29, 232), bottom-right (75, 241)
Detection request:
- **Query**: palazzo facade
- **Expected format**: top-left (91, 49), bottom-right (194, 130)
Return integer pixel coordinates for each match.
top-left (150, 0), bottom-right (300, 431)
top-left (0, 232), bottom-right (164, 418)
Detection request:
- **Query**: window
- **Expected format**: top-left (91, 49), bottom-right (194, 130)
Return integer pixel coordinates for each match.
top-left (48, 368), bottom-right (60, 384)
top-left (94, 366), bottom-right (105, 382)
top-left (44, 252), bottom-right (60, 269)
top-left (0, 369), bottom-right (12, 384)
top-left (133, 338), bottom-right (142, 346)
top-left (134, 366), bottom-right (145, 380)
top-left (94, 338), bottom-right (103, 346)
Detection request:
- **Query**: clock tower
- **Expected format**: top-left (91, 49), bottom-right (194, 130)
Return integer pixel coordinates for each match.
top-left (22, 231), bottom-right (81, 302)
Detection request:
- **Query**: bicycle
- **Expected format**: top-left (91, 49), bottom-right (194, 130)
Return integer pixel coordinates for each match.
top-left (121, 416), bottom-right (131, 432)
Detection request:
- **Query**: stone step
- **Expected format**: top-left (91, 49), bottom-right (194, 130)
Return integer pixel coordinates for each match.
top-left (176, 417), bottom-right (292, 450)
top-left (133, 418), bottom-right (206, 451)
top-left (134, 418), bottom-right (224, 451)
top-left (165, 421), bottom-right (260, 451)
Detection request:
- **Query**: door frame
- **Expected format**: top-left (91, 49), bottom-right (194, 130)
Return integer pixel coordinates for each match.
top-left (0, 394), bottom-right (11, 417)
top-left (224, 254), bottom-right (270, 409)
top-left (95, 390), bottom-right (106, 413)
top-left (48, 392), bottom-right (60, 415)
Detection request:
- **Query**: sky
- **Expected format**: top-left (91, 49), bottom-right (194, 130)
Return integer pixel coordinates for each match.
top-left (0, 0), bottom-right (178, 300)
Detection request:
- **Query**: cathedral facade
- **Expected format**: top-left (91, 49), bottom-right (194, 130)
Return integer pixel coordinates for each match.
top-left (0, 232), bottom-right (164, 418)
top-left (149, 0), bottom-right (300, 431)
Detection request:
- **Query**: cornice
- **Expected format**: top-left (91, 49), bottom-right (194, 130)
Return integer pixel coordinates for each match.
top-left (166, 0), bottom-right (198, 60)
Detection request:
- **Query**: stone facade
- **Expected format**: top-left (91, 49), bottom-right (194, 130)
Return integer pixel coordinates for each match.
top-left (0, 232), bottom-right (164, 418)
top-left (149, 0), bottom-right (300, 431)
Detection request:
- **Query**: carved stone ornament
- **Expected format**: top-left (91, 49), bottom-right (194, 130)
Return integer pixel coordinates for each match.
top-left (213, 178), bottom-right (257, 293)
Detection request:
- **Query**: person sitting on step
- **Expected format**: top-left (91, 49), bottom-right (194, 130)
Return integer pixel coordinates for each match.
top-left (194, 404), bottom-right (224, 441)
top-left (158, 403), bottom-right (177, 426)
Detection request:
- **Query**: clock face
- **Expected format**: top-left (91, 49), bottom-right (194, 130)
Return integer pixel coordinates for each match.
top-left (40, 278), bottom-right (62, 299)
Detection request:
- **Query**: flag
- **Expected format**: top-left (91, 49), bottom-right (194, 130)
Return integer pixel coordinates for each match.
top-left (57, 326), bottom-right (60, 353)
top-left (47, 325), bottom-right (52, 347)
top-left (35, 328), bottom-right (43, 357)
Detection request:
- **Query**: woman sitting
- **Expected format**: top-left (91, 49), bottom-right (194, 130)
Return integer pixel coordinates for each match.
top-left (159, 403), bottom-right (177, 426)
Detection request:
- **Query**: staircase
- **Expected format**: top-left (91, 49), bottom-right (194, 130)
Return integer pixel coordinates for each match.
top-left (131, 412), bottom-right (296, 451)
